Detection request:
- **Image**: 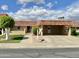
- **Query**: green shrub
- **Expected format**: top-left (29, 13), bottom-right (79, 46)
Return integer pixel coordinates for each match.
top-left (71, 28), bottom-right (77, 36)
top-left (33, 27), bottom-right (39, 35)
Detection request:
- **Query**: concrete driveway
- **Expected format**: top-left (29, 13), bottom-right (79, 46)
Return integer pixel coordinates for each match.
top-left (24, 35), bottom-right (79, 48)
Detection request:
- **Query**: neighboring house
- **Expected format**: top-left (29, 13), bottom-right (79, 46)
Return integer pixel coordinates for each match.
top-left (13, 20), bottom-right (36, 33)
top-left (72, 21), bottom-right (79, 32)
top-left (0, 14), bottom-right (8, 16)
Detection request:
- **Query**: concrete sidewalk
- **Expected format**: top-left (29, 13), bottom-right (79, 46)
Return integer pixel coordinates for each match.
top-left (0, 34), bottom-right (79, 48)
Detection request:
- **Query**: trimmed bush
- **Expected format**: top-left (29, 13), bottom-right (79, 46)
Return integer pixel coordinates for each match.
top-left (71, 28), bottom-right (77, 36)
top-left (33, 27), bottom-right (39, 35)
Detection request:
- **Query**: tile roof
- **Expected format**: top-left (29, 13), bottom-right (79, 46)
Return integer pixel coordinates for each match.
top-left (15, 20), bottom-right (74, 26)
top-left (15, 21), bottom-right (36, 26)
top-left (37, 20), bottom-right (73, 26)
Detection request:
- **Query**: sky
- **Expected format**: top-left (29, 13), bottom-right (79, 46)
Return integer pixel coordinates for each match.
top-left (0, 0), bottom-right (79, 20)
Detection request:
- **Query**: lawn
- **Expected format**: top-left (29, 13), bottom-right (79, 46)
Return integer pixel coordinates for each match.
top-left (0, 31), bottom-right (24, 43)
top-left (0, 35), bottom-right (24, 43)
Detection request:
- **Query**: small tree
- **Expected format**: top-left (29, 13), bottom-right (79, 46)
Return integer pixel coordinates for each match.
top-left (0, 16), bottom-right (15, 40)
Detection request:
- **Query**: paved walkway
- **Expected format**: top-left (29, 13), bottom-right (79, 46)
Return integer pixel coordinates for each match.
top-left (0, 34), bottom-right (79, 48)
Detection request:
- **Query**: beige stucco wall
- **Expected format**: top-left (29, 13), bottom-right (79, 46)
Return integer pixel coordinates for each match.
top-left (13, 26), bottom-right (33, 34)
top-left (13, 26), bottom-right (27, 31)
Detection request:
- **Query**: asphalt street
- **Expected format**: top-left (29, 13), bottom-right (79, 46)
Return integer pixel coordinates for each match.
top-left (0, 48), bottom-right (79, 58)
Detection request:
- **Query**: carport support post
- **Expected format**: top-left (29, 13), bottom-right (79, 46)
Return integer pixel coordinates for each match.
top-left (68, 27), bottom-right (71, 36)
top-left (41, 25), bottom-right (43, 36)
top-left (37, 27), bottom-right (39, 40)
top-left (24, 28), bottom-right (26, 34)
top-left (30, 26), bottom-right (33, 43)
top-left (38, 25), bottom-right (43, 40)
top-left (31, 27), bottom-right (33, 35)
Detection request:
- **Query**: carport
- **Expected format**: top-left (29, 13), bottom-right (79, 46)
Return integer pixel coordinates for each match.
top-left (43, 25), bottom-right (66, 35)
top-left (37, 20), bottom-right (73, 36)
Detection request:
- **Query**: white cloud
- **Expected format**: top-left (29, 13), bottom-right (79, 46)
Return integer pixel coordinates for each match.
top-left (8, 1), bottom-right (79, 20)
top-left (46, 2), bottom-right (53, 8)
top-left (17, 0), bottom-right (45, 4)
top-left (8, 6), bottom-right (64, 20)
top-left (1, 5), bottom-right (8, 10)
top-left (46, 1), bottom-right (58, 9)
top-left (64, 1), bottom-right (79, 20)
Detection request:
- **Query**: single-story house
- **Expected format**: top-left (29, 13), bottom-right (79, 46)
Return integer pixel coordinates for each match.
top-left (13, 20), bottom-right (77, 36)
